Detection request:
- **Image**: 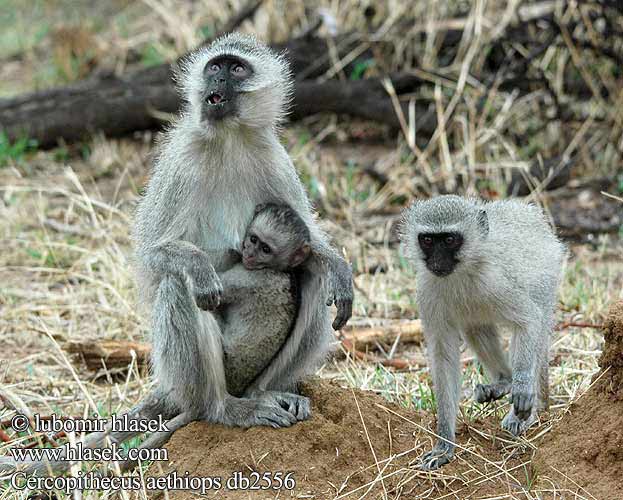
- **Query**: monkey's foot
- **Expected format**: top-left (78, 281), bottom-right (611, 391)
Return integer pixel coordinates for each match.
top-left (501, 408), bottom-right (538, 436)
top-left (418, 441), bottom-right (455, 471)
top-left (267, 391), bottom-right (311, 421)
top-left (221, 396), bottom-right (297, 429)
top-left (474, 380), bottom-right (511, 404)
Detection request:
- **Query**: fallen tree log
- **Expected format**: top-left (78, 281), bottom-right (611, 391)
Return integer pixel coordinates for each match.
top-left (65, 340), bottom-right (151, 371)
top-left (0, 70), bottom-right (434, 149)
top-left (341, 319), bottom-right (422, 350)
top-left (0, 4), bottom-right (556, 149)
top-left (1, 1), bottom-right (613, 155)
top-left (65, 319), bottom-right (424, 371)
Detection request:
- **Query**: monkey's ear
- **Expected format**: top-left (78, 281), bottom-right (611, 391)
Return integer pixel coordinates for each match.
top-left (478, 210), bottom-right (489, 235)
top-left (254, 203), bottom-right (268, 216)
top-left (290, 243), bottom-right (311, 268)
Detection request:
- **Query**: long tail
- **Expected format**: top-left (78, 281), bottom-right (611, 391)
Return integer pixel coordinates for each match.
top-left (0, 391), bottom-right (180, 477)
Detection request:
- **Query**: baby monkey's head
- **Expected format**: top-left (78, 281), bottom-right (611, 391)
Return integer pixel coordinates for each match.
top-left (242, 204), bottom-right (311, 271)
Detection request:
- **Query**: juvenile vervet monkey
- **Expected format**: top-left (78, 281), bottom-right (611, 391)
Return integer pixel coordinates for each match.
top-left (218, 203), bottom-right (312, 403)
top-left (400, 195), bottom-right (565, 470)
top-left (0, 34), bottom-right (354, 477)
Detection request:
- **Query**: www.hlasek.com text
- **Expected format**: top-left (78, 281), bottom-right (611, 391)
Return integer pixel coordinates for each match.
top-left (10, 441), bottom-right (168, 463)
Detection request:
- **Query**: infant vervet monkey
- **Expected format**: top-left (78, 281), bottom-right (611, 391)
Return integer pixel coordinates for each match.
top-left (214, 203), bottom-right (312, 408)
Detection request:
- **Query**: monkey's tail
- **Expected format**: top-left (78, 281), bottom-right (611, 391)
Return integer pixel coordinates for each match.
top-left (0, 391), bottom-right (180, 477)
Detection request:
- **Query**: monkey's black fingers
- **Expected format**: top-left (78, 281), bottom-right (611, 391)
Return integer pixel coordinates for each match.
top-left (418, 445), bottom-right (453, 471)
top-left (195, 294), bottom-right (221, 311)
top-left (332, 299), bottom-right (353, 330)
top-left (512, 390), bottom-right (535, 421)
top-left (258, 408), bottom-right (297, 428)
top-left (283, 395), bottom-right (311, 421)
top-left (294, 397), bottom-right (311, 421)
top-left (195, 280), bottom-right (224, 311)
top-left (474, 381), bottom-right (511, 404)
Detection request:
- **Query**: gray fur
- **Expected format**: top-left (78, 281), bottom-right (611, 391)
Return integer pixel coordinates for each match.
top-left (219, 265), bottom-right (296, 396)
top-left (133, 33), bottom-right (350, 423)
top-left (400, 195), bottom-right (565, 470)
top-left (0, 33), bottom-right (353, 477)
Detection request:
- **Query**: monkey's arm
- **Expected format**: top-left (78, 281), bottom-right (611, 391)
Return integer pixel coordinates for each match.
top-left (143, 240), bottom-right (224, 311)
top-left (217, 265), bottom-right (257, 304)
top-left (275, 157), bottom-right (354, 330)
top-left (315, 246), bottom-right (353, 331)
top-left (269, 144), bottom-right (354, 330)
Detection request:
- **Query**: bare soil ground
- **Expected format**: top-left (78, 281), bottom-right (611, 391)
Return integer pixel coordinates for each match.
top-left (145, 302), bottom-right (623, 500)
top-left (534, 301), bottom-right (623, 500)
top-left (156, 380), bottom-right (531, 499)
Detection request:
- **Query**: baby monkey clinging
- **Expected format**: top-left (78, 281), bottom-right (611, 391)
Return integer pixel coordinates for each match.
top-left (401, 195), bottom-right (565, 471)
top-left (216, 203), bottom-right (313, 403)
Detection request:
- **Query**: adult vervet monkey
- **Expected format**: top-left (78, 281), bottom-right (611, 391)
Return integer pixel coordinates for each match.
top-left (0, 33), bottom-right (353, 478)
top-left (401, 196), bottom-right (564, 470)
top-left (133, 32), bottom-right (353, 427)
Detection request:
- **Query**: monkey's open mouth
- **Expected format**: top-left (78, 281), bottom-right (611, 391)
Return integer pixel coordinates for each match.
top-left (207, 92), bottom-right (228, 105)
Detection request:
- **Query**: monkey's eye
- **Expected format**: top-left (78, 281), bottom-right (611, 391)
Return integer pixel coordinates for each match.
top-left (261, 244), bottom-right (271, 254)
top-left (205, 62), bottom-right (221, 74)
top-left (419, 235), bottom-right (434, 248)
top-left (250, 235), bottom-right (258, 244)
top-left (230, 63), bottom-right (249, 77)
top-left (444, 235), bottom-right (462, 248)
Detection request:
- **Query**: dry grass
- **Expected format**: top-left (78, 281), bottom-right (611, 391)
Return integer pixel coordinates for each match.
top-left (1, 0), bottom-right (622, 499)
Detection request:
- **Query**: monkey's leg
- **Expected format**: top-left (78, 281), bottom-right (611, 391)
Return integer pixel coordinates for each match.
top-left (502, 320), bottom-right (540, 436)
top-left (536, 314), bottom-right (552, 411)
top-left (465, 325), bottom-right (512, 404)
top-left (419, 325), bottom-right (462, 471)
top-left (152, 275), bottom-right (222, 417)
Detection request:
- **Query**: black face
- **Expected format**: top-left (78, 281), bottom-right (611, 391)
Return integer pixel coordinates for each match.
top-left (418, 232), bottom-right (463, 277)
top-left (241, 232), bottom-right (277, 270)
top-left (202, 56), bottom-right (253, 121)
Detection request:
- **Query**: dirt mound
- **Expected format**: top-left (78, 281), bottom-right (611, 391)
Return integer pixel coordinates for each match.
top-left (149, 380), bottom-right (533, 499)
top-left (534, 301), bottom-right (623, 500)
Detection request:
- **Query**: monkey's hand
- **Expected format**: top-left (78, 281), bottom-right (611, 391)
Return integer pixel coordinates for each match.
top-left (418, 441), bottom-right (455, 471)
top-left (511, 380), bottom-right (535, 421)
top-left (192, 264), bottom-right (223, 311)
top-left (326, 257), bottom-right (354, 330)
